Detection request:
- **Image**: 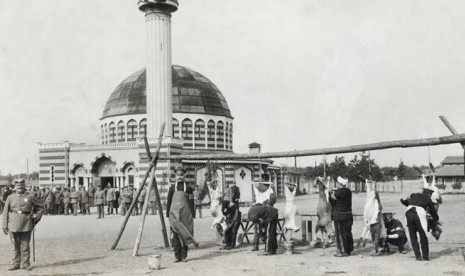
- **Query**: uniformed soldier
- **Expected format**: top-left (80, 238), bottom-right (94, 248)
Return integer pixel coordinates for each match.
top-left (138, 187), bottom-right (147, 215)
top-left (2, 180), bottom-right (44, 271)
top-left (70, 187), bottom-right (79, 216)
top-left (122, 186), bottom-right (133, 216)
top-left (44, 187), bottom-right (55, 215)
top-left (149, 187), bottom-right (157, 215)
top-left (62, 188), bottom-right (71, 215)
top-left (105, 185), bottom-right (116, 215)
top-left (132, 187), bottom-right (139, 216)
top-left (87, 184), bottom-right (95, 208)
top-left (79, 186), bottom-right (89, 215)
top-left (94, 186), bottom-right (106, 219)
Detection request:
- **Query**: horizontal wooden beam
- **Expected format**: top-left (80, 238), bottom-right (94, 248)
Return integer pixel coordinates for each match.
top-left (178, 133), bottom-right (465, 160)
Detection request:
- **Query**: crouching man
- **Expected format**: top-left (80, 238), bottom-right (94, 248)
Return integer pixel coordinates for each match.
top-left (2, 180), bottom-right (44, 271)
top-left (382, 212), bottom-right (407, 254)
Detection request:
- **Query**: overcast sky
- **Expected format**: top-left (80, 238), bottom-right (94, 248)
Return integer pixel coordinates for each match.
top-left (1, 0), bottom-right (465, 174)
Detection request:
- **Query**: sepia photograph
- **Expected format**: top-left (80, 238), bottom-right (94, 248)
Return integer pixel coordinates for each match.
top-left (0, 0), bottom-right (465, 275)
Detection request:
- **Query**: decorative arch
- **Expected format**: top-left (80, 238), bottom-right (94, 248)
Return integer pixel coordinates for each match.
top-left (217, 120), bottom-right (224, 149)
top-left (117, 120), bottom-right (125, 142)
top-left (139, 118), bottom-right (147, 138)
top-left (181, 118), bottom-right (193, 147)
top-left (234, 165), bottom-right (253, 202)
top-left (229, 123), bottom-right (233, 150)
top-left (172, 118), bottom-right (180, 138)
top-left (225, 122), bottom-right (229, 150)
top-left (127, 119), bottom-right (138, 142)
top-left (109, 122), bottom-right (116, 143)
top-left (207, 120), bottom-right (215, 149)
top-left (194, 119), bottom-right (205, 148)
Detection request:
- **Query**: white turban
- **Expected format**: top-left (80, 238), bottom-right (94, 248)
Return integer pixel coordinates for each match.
top-left (337, 176), bottom-right (348, 186)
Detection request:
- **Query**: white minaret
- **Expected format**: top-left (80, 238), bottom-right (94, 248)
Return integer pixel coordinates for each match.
top-left (138, 0), bottom-right (178, 138)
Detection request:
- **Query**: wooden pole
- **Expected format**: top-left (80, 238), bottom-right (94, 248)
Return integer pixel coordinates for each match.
top-left (133, 172), bottom-right (154, 256)
top-left (439, 115), bottom-right (465, 179)
top-left (180, 133), bottom-right (465, 160)
top-left (143, 137), bottom-right (169, 248)
top-left (111, 123), bottom-right (165, 250)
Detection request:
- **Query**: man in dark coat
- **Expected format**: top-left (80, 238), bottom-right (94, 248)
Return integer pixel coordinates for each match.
top-left (166, 166), bottom-right (197, 263)
top-left (329, 176), bottom-right (354, 257)
top-left (221, 200), bottom-right (242, 250)
top-left (400, 188), bottom-right (439, 261)
top-left (2, 180), bottom-right (44, 271)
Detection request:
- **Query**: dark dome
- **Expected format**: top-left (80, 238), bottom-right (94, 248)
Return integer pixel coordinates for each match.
top-left (101, 65), bottom-right (232, 119)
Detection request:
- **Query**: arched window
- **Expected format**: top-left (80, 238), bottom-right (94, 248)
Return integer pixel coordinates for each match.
top-left (127, 119), bottom-right (138, 142)
top-left (172, 118), bottom-right (180, 138)
top-left (217, 121), bottom-right (224, 149)
top-left (117, 121), bottom-right (125, 143)
top-left (101, 125), bottom-right (105, 145)
top-left (225, 122), bottom-right (229, 150)
top-left (139, 119), bottom-right (147, 138)
top-left (207, 120), bottom-right (215, 148)
top-left (50, 165), bottom-right (55, 183)
top-left (229, 123), bottom-right (233, 150)
top-left (109, 122), bottom-right (116, 143)
top-left (181, 119), bottom-right (193, 147)
top-left (104, 123), bottom-right (108, 144)
top-left (194, 119), bottom-right (205, 148)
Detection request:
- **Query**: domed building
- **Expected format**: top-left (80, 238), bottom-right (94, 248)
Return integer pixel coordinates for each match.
top-left (38, 65), bottom-right (283, 204)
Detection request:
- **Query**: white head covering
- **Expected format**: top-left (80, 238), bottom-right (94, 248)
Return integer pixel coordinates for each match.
top-left (337, 176), bottom-right (348, 186)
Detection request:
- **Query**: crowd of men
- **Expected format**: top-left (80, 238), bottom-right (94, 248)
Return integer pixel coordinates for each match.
top-left (0, 184), bottom-right (161, 218)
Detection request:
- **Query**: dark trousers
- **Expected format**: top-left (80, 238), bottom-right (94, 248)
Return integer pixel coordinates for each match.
top-left (386, 236), bottom-right (407, 251)
top-left (107, 201), bottom-right (114, 214)
top-left (9, 231), bottom-right (32, 268)
top-left (150, 201), bottom-right (157, 215)
top-left (171, 227), bottom-right (188, 261)
top-left (266, 217), bottom-right (278, 253)
top-left (335, 219), bottom-right (354, 254)
top-left (406, 208), bottom-right (429, 259)
top-left (224, 212), bottom-right (241, 248)
top-left (97, 204), bottom-right (105, 218)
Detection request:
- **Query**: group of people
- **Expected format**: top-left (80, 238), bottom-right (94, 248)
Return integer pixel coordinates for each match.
top-left (326, 174), bottom-right (442, 261)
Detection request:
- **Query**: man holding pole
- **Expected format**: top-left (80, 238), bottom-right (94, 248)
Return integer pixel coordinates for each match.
top-left (166, 166), bottom-right (196, 263)
top-left (2, 180), bottom-right (44, 271)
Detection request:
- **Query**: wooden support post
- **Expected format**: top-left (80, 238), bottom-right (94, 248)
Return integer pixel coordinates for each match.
top-left (439, 115), bottom-right (465, 179)
top-left (111, 123), bottom-right (165, 251)
top-left (143, 137), bottom-right (169, 248)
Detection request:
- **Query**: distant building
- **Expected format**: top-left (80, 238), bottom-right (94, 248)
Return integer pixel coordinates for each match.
top-left (435, 156), bottom-right (465, 185)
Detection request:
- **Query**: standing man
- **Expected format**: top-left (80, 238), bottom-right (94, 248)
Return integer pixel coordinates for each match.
top-left (70, 187), bottom-right (79, 216)
top-left (133, 187), bottom-right (139, 216)
top-left (329, 176), bottom-right (354, 257)
top-left (62, 188), bottom-right (71, 215)
top-left (105, 185), bottom-right (116, 215)
top-left (138, 186), bottom-right (147, 215)
top-left (2, 180), bottom-right (44, 271)
top-left (400, 188), bottom-right (439, 261)
top-left (192, 186), bottom-right (202, 218)
top-left (149, 186), bottom-right (157, 215)
top-left (79, 186), bottom-right (89, 215)
top-left (166, 167), bottom-right (197, 263)
top-left (87, 184), bottom-right (95, 209)
top-left (44, 187), bottom-right (55, 215)
top-left (94, 185), bottom-right (106, 219)
top-left (122, 186), bottom-right (133, 216)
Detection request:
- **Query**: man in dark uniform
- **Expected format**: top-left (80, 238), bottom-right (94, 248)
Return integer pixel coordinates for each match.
top-left (382, 212), bottom-right (407, 254)
top-left (166, 166), bottom-right (197, 263)
top-left (329, 176), bottom-right (354, 257)
top-left (70, 187), bottom-right (79, 216)
top-left (2, 180), bottom-right (44, 271)
top-left (221, 200), bottom-right (242, 250)
top-left (94, 185), bottom-right (106, 219)
top-left (401, 188), bottom-right (439, 261)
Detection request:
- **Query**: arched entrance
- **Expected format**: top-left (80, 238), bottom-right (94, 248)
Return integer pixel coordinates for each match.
top-left (91, 156), bottom-right (116, 189)
top-left (122, 163), bottom-right (137, 189)
top-left (72, 165), bottom-right (86, 189)
top-left (234, 166), bottom-right (253, 202)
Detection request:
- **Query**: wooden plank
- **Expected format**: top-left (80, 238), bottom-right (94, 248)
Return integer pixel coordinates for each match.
top-left (180, 133), bottom-right (465, 160)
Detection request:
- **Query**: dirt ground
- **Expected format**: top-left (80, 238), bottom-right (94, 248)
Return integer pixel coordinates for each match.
top-left (1, 190), bottom-right (465, 276)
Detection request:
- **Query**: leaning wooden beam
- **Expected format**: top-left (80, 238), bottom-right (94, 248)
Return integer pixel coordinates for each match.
top-left (180, 133), bottom-right (465, 160)
top-left (111, 123), bottom-right (165, 251)
top-left (439, 115), bottom-right (465, 177)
